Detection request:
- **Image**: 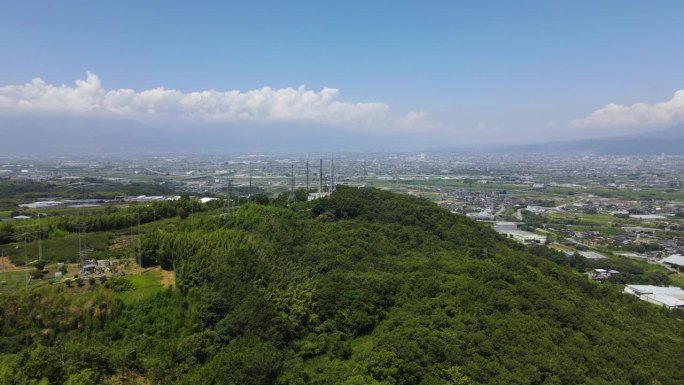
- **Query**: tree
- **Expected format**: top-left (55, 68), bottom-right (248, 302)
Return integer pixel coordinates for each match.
top-left (442, 367), bottom-right (472, 385)
top-left (65, 369), bottom-right (98, 385)
top-left (179, 207), bottom-right (190, 219)
top-left (251, 193), bottom-right (270, 205)
top-left (21, 345), bottom-right (64, 383)
top-left (35, 260), bottom-right (47, 271)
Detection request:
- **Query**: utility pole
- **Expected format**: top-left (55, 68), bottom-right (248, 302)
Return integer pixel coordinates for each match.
top-left (306, 159), bottom-right (310, 192)
top-left (37, 215), bottom-right (42, 262)
top-left (248, 164), bottom-right (253, 198)
top-left (331, 154), bottom-right (335, 192)
top-left (228, 179), bottom-right (233, 214)
top-left (77, 223), bottom-right (84, 267)
top-left (320, 158), bottom-right (324, 193)
top-left (137, 209), bottom-right (141, 268)
top-left (290, 163), bottom-right (295, 198)
top-left (24, 233), bottom-right (28, 287)
top-left (130, 219), bottom-right (134, 261)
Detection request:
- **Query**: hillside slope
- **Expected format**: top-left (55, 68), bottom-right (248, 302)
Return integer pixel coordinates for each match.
top-left (1, 187), bottom-right (683, 385)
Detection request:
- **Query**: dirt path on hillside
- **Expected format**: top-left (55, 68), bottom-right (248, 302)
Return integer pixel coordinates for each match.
top-left (110, 235), bottom-right (136, 252)
top-left (159, 268), bottom-right (176, 288)
top-left (0, 257), bottom-right (22, 271)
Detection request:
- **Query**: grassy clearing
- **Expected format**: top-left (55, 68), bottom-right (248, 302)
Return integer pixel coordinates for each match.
top-left (31, 205), bottom-right (109, 216)
top-left (545, 211), bottom-right (628, 227)
top-left (115, 270), bottom-right (164, 304)
top-left (0, 270), bottom-right (29, 291)
top-left (0, 354), bottom-right (18, 379)
top-left (548, 243), bottom-right (574, 252)
top-left (1, 267), bottom-right (167, 302)
top-left (669, 273), bottom-right (684, 288)
top-left (547, 186), bottom-right (684, 201)
top-left (546, 211), bottom-right (579, 221)
top-left (580, 213), bottom-right (623, 226)
top-left (627, 258), bottom-right (671, 274)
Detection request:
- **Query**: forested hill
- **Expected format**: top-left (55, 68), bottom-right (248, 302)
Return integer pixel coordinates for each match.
top-left (1, 186), bottom-right (683, 385)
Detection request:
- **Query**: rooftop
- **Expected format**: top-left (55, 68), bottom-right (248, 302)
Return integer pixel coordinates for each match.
top-left (624, 285), bottom-right (684, 308)
top-left (661, 254), bottom-right (684, 267)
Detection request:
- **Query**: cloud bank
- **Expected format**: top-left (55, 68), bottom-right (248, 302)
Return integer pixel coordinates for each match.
top-left (570, 90), bottom-right (684, 129)
top-left (0, 72), bottom-right (427, 131)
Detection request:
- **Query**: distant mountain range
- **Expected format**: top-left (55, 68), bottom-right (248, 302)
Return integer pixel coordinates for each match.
top-left (1, 115), bottom-right (682, 156)
top-left (0, 116), bottom-right (432, 156)
top-left (506, 125), bottom-right (684, 155)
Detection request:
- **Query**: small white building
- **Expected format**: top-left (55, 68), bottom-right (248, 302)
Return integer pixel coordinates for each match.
top-left (96, 259), bottom-right (111, 268)
top-left (80, 264), bottom-right (97, 275)
top-left (493, 222), bottom-right (545, 244)
top-left (629, 214), bottom-right (667, 220)
top-left (661, 254), bottom-right (684, 270)
top-left (466, 208), bottom-right (494, 220)
top-left (526, 205), bottom-right (547, 215)
top-left (624, 285), bottom-right (684, 309)
top-left (589, 268), bottom-right (619, 280)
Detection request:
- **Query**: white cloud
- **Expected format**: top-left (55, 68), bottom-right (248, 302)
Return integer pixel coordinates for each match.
top-left (569, 90), bottom-right (684, 129)
top-left (0, 71), bottom-right (428, 130)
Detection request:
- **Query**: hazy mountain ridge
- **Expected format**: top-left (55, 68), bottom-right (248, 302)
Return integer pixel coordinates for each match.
top-left (506, 125), bottom-right (684, 155)
top-left (0, 117), bottom-right (432, 155)
top-left (2, 116), bottom-right (682, 155)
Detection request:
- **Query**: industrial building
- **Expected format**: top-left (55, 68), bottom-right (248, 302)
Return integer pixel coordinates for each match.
top-left (623, 285), bottom-right (684, 309)
top-left (661, 254), bottom-right (684, 271)
top-left (492, 222), bottom-right (546, 244)
top-left (503, 231), bottom-right (546, 244)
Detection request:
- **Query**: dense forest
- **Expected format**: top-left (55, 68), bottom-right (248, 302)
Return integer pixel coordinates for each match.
top-left (0, 197), bottom-right (207, 247)
top-left (1, 186), bottom-right (682, 384)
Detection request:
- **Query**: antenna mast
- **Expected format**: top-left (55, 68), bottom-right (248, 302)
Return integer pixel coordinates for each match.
top-left (331, 154), bottom-right (335, 192)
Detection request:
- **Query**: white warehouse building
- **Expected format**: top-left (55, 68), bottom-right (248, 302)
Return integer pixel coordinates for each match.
top-left (501, 230), bottom-right (547, 245)
top-left (623, 285), bottom-right (684, 309)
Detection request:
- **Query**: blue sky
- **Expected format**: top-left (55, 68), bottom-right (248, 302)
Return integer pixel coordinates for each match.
top-left (1, 0), bottom-right (684, 149)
